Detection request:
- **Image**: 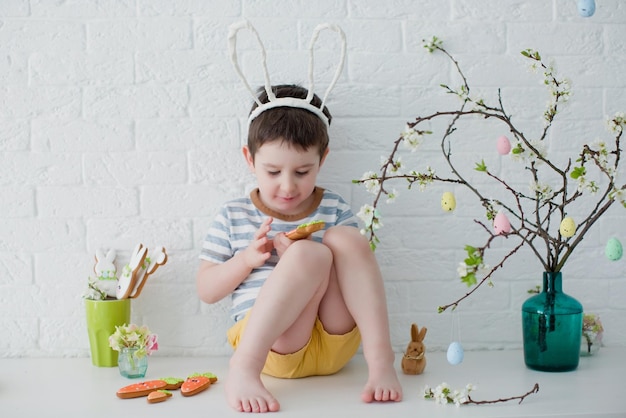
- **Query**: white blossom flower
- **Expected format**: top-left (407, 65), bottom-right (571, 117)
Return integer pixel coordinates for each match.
top-left (357, 205), bottom-right (382, 231)
top-left (511, 140), bottom-right (547, 164)
top-left (386, 188), bottom-right (399, 204)
top-left (360, 171), bottom-right (380, 194)
top-left (587, 139), bottom-right (610, 169)
top-left (607, 112), bottom-right (626, 134)
top-left (530, 180), bottom-right (554, 200)
top-left (576, 176), bottom-right (599, 194)
top-left (357, 204), bottom-right (375, 227)
top-left (457, 262), bottom-right (468, 278)
top-left (424, 381), bottom-right (476, 406)
top-left (409, 166), bottom-right (436, 191)
top-left (401, 125), bottom-right (424, 152)
top-left (610, 188), bottom-right (625, 205)
top-left (477, 263), bottom-right (491, 276)
top-left (390, 157), bottom-right (404, 174)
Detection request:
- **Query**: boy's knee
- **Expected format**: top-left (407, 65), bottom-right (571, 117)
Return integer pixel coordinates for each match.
top-left (286, 239), bottom-right (333, 267)
top-left (322, 226), bottom-right (368, 250)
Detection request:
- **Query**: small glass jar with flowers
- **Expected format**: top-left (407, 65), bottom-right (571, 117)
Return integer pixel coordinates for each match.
top-left (581, 313), bottom-right (604, 356)
top-left (109, 323), bottom-right (158, 378)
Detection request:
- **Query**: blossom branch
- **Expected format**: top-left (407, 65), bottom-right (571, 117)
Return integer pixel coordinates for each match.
top-left (354, 37), bottom-right (626, 311)
top-left (424, 382), bottom-right (540, 406)
top-left (464, 383), bottom-right (540, 405)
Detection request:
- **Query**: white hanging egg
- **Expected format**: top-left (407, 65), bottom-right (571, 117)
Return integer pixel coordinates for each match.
top-left (496, 135), bottom-right (512, 155)
top-left (605, 237), bottom-right (623, 261)
top-left (559, 217), bottom-right (576, 238)
top-left (441, 191), bottom-right (456, 212)
top-left (493, 211), bottom-right (511, 235)
top-left (447, 341), bottom-right (464, 365)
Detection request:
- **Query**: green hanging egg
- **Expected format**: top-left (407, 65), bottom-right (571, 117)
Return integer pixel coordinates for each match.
top-left (605, 237), bottom-right (623, 261)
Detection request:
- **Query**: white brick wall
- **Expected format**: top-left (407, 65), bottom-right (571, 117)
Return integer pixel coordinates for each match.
top-left (1, 0), bottom-right (625, 358)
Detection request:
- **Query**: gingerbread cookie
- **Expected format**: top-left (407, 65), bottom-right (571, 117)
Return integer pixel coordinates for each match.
top-left (286, 220), bottom-right (325, 240)
top-left (160, 377), bottom-right (184, 390)
top-left (116, 379), bottom-right (167, 399)
top-left (147, 390), bottom-right (172, 404)
top-left (180, 373), bottom-right (217, 397)
top-left (130, 246), bottom-right (168, 298)
top-left (93, 248), bottom-right (118, 298)
top-left (116, 243), bottom-right (148, 300)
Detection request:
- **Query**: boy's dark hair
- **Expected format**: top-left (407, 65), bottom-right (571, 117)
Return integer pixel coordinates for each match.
top-left (247, 84), bottom-right (331, 160)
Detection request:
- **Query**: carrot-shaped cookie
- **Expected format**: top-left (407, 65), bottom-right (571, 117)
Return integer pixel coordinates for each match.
top-left (180, 372), bottom-right (217, 397)
top-left (286, 220), bottom-right (325, 240)
top-left (159, 376), bottom-right (184, 390)
top-left (116, 379), bottom-right (167, 399)
top-left (147, 390), bottom-right (172, 404)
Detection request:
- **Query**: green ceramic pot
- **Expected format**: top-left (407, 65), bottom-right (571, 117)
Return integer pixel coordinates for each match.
top-left (85, 298), bottom-right (131, 367)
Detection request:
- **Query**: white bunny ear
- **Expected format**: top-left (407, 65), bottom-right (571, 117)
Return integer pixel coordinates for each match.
top-left (228, 20), bottom-right (346, 129)
top-left (306, 23), bottom-right (346, 110)
top-left (228, 20), bottom-right (271, 106)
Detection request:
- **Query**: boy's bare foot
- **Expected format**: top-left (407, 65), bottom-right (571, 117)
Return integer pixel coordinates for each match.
top-left (225, 359), bottom-right (280, 413)
top-left (361, 359), bottom-right (403, 403)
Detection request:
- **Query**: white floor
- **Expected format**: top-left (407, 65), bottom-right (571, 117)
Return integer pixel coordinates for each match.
top-left (2, 348), bottom-right (625, 417)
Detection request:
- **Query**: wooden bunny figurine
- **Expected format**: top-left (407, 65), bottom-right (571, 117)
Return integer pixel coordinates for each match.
top-left (401, 323), bottom-right (427, 375)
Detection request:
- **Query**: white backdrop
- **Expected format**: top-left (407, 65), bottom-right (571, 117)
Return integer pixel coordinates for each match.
top-left (0, 0), bottom-right (624, 358)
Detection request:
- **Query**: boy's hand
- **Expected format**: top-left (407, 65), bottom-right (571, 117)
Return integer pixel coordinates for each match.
top-left (273, 226), bottom-right (316, 257)
top-left (242, 217), bottom-right (274, 269)
top-left (272, 232), bottom-right (293, 257)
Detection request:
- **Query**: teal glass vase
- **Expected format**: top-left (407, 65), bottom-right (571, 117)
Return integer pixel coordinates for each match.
top-left (117, 347), bottom-right (148, 378)
top-left (522, 272), bottom-right (583, 372)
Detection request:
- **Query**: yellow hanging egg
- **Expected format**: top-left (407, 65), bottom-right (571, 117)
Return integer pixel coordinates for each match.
top-left (559, 217), bottom-right (576, 238)
top-left (441, 192), bottom-right (456, 212)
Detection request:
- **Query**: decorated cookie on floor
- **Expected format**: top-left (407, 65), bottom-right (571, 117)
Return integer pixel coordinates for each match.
top-left (147, 390), bottom-right (173, 404)
top-left (116, 380), bottom-right (167, 399)
top-left (181, 372), bottom-right (218, 397)
top-left (160, 376), bottom-right (184, 390)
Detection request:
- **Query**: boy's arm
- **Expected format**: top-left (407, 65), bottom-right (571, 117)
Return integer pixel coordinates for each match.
top-left (196, 217), bottom-right (274, 304)
top-left (196, 254), bottom-right (254, 304)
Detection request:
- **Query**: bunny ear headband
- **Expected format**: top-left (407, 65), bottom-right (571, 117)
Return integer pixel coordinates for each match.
top-left (228, 20), bottom-right (347, 129)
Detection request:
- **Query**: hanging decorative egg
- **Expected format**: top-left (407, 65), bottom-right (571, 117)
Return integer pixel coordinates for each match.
top-left (496, 135), bottom-right (512, 155)
top-left (447, 341), bottom-right (464, 365)
top-left (578, 0), bottom-right (596, 17)
top-left (559, 217), bottom-right (576, 238)
top-left (441, 192), bottom-right (456, 212)
top-left (605, 237), bottom-right (623, 261)
top-left (493, 211), bottom-right (511, 235)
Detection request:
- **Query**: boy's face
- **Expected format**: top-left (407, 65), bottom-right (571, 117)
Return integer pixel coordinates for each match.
top-left (243, 140), bottom-right (328, 216)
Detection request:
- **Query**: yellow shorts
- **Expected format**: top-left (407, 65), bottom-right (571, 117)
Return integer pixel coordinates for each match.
top-left (227, 311), bottom-right (361, 379)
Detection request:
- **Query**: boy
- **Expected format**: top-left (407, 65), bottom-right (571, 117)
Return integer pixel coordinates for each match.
top-left (197, 84), bottom-right (402, 413)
